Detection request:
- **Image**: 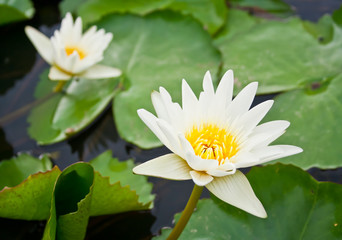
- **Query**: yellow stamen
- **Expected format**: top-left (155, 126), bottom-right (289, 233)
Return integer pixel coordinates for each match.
top-left (65, 46), bottom-right (86, 59)
top-left (185, 123), bottom-right (239, 165)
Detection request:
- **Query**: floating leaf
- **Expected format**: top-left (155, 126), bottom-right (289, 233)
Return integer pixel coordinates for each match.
top-left (43, 163), bottom-right (94, 240)
top-left (0, 152), bottom-right (153, 238)
top-left (60, 0), bottom-right (227, 34)
top-left (0, 154), bottom-right (60, 220)
top-left (214, 10), bottom-right (342, 94)
top-left (262, 74), bottom-right (342, 169)
top-left (156, 164), bottom-right (342, 239)
top-left (94, 12), bottom-right (220, 148)
top-left (0, 0), bottom-right (35, 25)
top-left (89, 150), bottom-right (154, 205)
top-left (28, 70), bottom-right (120, 145)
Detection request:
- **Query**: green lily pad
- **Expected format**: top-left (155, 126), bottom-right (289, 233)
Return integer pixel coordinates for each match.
top-left (262, 74), bottom-right (342, 169)
top-left (94, 12), bottom-right (220, 148)
top-left (156, 164), bottom-right (342, 239)
top-left (28, 70), bottom-right (120, 145)
top-left (0, 152), bottom-right (154, 238)
top-left (60, 0), bottom-right (227, 34)
top-left (43, 158), bottom-right (153, 239)
top-left (214, 10), bottom-right (342, 94)
top-left (0, 153), bottom-right (52, 189)
top-left (303, 14), bottom-right (334, 44)
top-left (89, 150), bottom-right (154, 205)
top-left (0, 0), bottom-right (35, 26)
top-left (0, 154), bottom-right (60, 220)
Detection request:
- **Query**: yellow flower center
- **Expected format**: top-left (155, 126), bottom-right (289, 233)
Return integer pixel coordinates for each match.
top-left (65, 46), bottom-right (86, 59)
top-left (185, 123), bottom-right (239, 165)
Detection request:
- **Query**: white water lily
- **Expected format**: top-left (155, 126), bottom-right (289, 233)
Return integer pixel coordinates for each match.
top-left (25, 12), bottom-right (121, 81)
top-left (133, 70), bottom-right (302, 218)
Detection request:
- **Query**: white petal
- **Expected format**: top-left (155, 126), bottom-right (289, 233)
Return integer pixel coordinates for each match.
top-left (206, 171), bottom-right (267, 218)
top-left (239, 100), bottom-right (274, 136)
top-left (137, 109), bottom-right (173, 151)
top-left (182, 79), bottom-right (199, 130)
top-left (216, 70), bottom-right (234, 106)
top-left (233, 151), bottom-right (260, 168)
top-left (78, 64), bottom-right (121, 79)
top-left (245, 120), bottom-right (290, 149)
top-left (206, 168), bottom-right (236, 177)
top-left (202, 71), bottom-right (215, 96)
top-left (151, 91), bottom-right (169, 120)
top-left (254, 145), bottom-right (303, 164)
top-left (159, 87), bottom-right (184, 130)
top-left (25, 26), bottom-right (54, 64)
top-left (182, 79), bottom-right (198, 113)
top-left (133, 154), bottom-right (192, 180)
top-left (252, 120), bottom-right (290, 135)
top-left (156, 119), bottom-right (183, 157)
top-left (190, 171), bottom-right (213, 186)
top-left (185, 151), bottom-right (218, 172)
top-left (48, 66), bottom-right (72, 81)
top-left (226, 82), bottom-right (258, 118)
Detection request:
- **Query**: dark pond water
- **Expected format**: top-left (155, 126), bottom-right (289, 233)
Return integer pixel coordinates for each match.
top-left (0, 0), bottom-right (341, 239)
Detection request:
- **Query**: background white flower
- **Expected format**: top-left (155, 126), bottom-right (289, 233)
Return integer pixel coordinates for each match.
top-left (133, 70), bottom-right (302, 218)
top-left (25, 12), bottom-right (121, 81)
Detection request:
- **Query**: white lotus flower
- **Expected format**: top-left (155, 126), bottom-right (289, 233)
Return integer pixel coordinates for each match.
top-left (25, 12), bottom-right (121, 81)
top-left (133, 70), bottom-right (302, 218)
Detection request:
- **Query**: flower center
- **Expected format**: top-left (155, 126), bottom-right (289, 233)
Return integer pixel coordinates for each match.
top-left (185, 123), bottom-right (239, 165)
top-left (65, 46), bottom-right (86, 59)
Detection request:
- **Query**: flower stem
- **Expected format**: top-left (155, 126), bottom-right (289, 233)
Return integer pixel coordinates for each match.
top-left (167, 185), bottom-right (204, 240)
top-left (53, 81), bottom-right (67, 92)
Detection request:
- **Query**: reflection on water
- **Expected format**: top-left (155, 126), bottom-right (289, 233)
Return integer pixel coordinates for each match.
top-left (0, 0), bottom-right (341, 239)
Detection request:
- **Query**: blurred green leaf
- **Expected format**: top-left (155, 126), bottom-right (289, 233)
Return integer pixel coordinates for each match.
top-left (95, 12), bottom-right (220, 148)
top-left (0, 153), bottom-right (52, 189)
top-left (28, 70), bottom-right (119, 145)
top-left (0, 154), bottom-right (60, 220)
top-left (303, 15), bottom-right (334, 44)
top-left (90, 150), bottom-right (154, 205)
top-left (0, 152), bottom-right (153, 238)
top-left (263, 74), bottom-right (342, 169)
top-left (42, 163), bottom-right (94, 240)
top-left (214, 11), bottom-right (342, 94)
top-left (60, 0), bottom-right (227, 34)
top-left (156, 164), bottom-right (342, 239)
top-left (0, 0), bottom-right (35, 25)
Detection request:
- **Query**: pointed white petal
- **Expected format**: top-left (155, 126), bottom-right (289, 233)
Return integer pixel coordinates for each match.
top-left (227, 82), bottom-right (258, 118)
top-left (78, 64), bottom-right (121, 79)
top-left (151, 91), bottom-right (169, 120)
top-left (245, 120), bottom-right (290, 149)
top-left (133, 154), bottom-right (192, 180)
top-left (216, 70), bottom-right (234, 105)
top-left (137, 109), bottom-right (173, 151)
top-left (159, 87), bottom-right (184, 130)
top-left (233, 151), bottom-right (260, 168)
top-left (182, 79), bottom-right (198, 112)
top-left (182, 79), bottom-right (199, 130)
top-left (48, 66), bottom-right (71, 81)
top-left (156, 119), bottom-right (183, 157)
top-left (202, 71), bottom-right (215, 96)
top-left (25, 26), bottom-right (54, 64)
top-left (254, 145), bottom-right (303, 164)
top-left (239, 100), bottom-right (274, 135)
top-left (206, 171), bottom-right (267, 218)
top-left (190, 170), bottom-right (213, 186)
top-left (252, 120), bottom-right (290, 135)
